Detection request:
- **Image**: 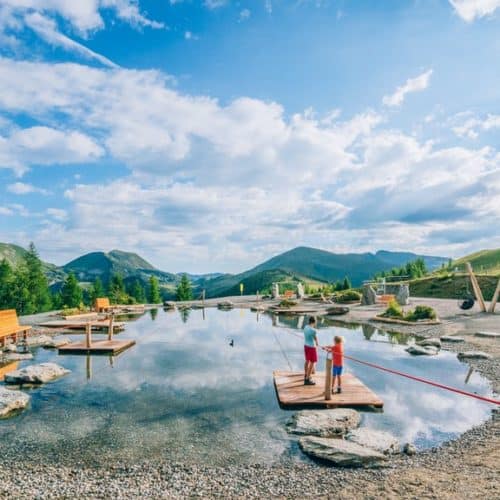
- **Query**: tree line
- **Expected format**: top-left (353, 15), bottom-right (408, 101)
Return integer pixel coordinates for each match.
top-left (373, 258), bottom-right (428, 280)
top-left (0, 243), bottom-right (163, 315)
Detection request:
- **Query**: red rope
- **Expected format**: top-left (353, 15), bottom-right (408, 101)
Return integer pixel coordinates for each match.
top-left (344, 354), bottom-right (500, 405)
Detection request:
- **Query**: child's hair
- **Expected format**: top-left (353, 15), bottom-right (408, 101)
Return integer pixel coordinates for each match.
top-left (334, 335), bottom-right (344, 344)
top-left (308, 316), bottom-right (316, 324)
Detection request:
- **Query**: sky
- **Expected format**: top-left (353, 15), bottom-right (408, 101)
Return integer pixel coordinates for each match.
top-left (0, 0), bottom-right (499, 273)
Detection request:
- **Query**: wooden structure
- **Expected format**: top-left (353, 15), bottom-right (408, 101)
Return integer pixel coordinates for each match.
top-left (378, 294), bottom-right (395, 306)
top-left (58, 315), bottom-right (135, 355)
top-left (95, 297), bottom-right (111, 312)
top-left (0, 361), bottom-right (18, 381)
top-left (0, 309), bottom-right (31, 347)
top-left (273, 370), bottom-right (384, 409)
top-left (488, 277), bottom-right (500, 313)
top-left (38, 319), bottom-right (125, 331)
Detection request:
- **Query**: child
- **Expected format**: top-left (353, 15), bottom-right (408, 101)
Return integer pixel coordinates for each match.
top-left (303, 316), bottom-right (318, 385)
top-left (323, 336), bottom-right (344, 393)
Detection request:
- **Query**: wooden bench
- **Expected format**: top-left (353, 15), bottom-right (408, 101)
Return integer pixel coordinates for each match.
top-left (0, 309), bottom-right (32, 347)
top-left (283, 290), bottom-right (295, 300)
top-left (94, 297), bottom-right (111, 312)
top-left (379, 294), bottom-right (396, 306)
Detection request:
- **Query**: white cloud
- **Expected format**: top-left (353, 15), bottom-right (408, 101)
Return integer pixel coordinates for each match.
top-left (383, 70), bottom-right (433, 107)
top-left (239, 8), bottom-right (251, 21)
top-left (0, 206), bottom-right (14, 216)
top-left (204, 0), bottom-right (228, 9)
top-left (46, 208), bottom-right (68, 220)
top-left (449, 0), bottom-right (500, 22)
top-left (7, 182), bottom-right (49, 195)
top-left (451, 112), bottom-right (500, 139)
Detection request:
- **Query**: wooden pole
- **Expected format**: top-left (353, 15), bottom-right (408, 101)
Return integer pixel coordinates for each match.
top-left (488, 277), bottom-right (500, 313)
top-left (202, 289), bottom-right (205, 307)
top-left (324, 353), bottom-right (333, 400)
top-left (85, 322), bottom-right (92, 348)
top-left (466, 262), bottom-right (486, 312)
top-left (108, 314), bottom-right (114, 341)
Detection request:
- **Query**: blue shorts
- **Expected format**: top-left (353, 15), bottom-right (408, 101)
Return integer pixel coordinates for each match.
top-left (332, 366), bottom-right (343, 376)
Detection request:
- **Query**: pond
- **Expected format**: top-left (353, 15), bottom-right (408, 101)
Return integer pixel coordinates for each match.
top-left (0, 308), bottom-right (494, 466)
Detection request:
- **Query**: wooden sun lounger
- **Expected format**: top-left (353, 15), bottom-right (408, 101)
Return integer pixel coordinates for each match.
top-left (0, 309), bottom-right (32, 347)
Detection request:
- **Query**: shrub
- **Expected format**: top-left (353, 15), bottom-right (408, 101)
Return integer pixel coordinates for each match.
top-left (405, 305), bottom-right (436, 321)
top-left (381, 299), bottom-right (404, 318)
top-left (336, 290), bottom-right (362, 303)
top-left (279, 299), bottom-right (297, 308)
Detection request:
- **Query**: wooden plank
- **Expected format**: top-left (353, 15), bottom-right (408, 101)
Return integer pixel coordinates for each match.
top-left (58, 339), bottom-right (136, 355)
top-left (488, 278), bottom-right (500, 313)
top-left (466, 262), bottom-right (486, 312)
top-left (38, 320), bottom-right (125, 330)
top-left (273, 370), bottom-right (384, 409)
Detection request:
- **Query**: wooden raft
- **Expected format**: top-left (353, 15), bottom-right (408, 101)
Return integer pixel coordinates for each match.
top-left (273, 371), bottom-right (384, 409)
top-left (58, 339), bottom-right (136, 355)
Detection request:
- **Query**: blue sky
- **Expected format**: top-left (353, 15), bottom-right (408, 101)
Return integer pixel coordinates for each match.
top-left (0, 0), bottom-right (499, 273)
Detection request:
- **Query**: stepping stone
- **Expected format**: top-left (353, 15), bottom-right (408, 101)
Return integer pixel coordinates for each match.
top-left (440, 336), bottom-right (465, 343)
top-left (286, 409), bottom-right (361, 437)
top-left (457, 351), bottom-right (492, 360)
top-left (475, 331), bottom-right (500, 339)
top-left (406, 345), bottom-right (439, 356)
top-left (42, 337), bottom-right (71, 348)
top-left (3, 353), bottom-right (33, 362)
top-left (4, 363), bottom-right (70, 384)
top-left (299, 436), bottom-right (388, 468)
top-left (416, 338), bottom-right (441, 348)
top-left (346, 428), bottom-right (400, 455)
top-left (0, 387), bottom-right (30, 418)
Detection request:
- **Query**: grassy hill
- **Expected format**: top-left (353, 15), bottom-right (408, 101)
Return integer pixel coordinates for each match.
top-left (451, 249), bottom-right (500, 274)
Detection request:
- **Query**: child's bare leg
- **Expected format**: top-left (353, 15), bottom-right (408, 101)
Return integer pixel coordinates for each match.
top-left (338, 374), bottom-right (342, 388)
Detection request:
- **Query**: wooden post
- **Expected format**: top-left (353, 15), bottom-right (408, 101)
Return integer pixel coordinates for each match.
top-left (324, 352), bottom-right (333, 400)
top-left (202, 289), bottom-right (205, 307)
top-left (466, 262), bottom-right (486, 312)
top-left (488, 277), bottom-right (500, 313)
top-left (85, 322), bottom-right (92, 348)
top-left (108, 314), bottom-right (114, 341)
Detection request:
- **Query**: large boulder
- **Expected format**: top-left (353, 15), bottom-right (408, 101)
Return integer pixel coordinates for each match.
top-left (299, 436), bottom-right (388, 468)
top-left (0, 387), bottom-right (30, 418)
top-left (346, 428), bottom-right (400, 455)
top-left (42, 337), bottom-right (71, 349)
top-left (4, 363), bottom-right (70, 385)
top-left (26, 335), bottom-right (53, 347)
top-left (457, 351), bottom-right (492, 360)
top-left (286, 409), bottom-right (360, 437)
top-left (361, 285), bottom-right (377, 306)
top-left (217, 301), bottom-right (234, 310)
top-left (3, 352), bottom-right (33, 362)
top-left (416, 338), bottom-right (441, 349)
top-left (406, 345), bottom-right (439, 356)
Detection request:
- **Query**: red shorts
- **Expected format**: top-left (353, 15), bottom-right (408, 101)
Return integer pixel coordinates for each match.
top-left (304, 345), bottom-right (318, 363)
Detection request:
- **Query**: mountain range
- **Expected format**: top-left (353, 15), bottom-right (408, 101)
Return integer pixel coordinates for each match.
top-left (0, 242), bottom-right (456, 299)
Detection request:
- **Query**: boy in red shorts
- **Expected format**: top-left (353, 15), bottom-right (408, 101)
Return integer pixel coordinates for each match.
top-left (303, 316), bottom-right (318, 385)
top-left (323, 335), bottom-right (344, 393)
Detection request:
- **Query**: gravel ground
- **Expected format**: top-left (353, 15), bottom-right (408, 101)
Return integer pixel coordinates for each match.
top-left (1, 300), bottom-right (498, 499)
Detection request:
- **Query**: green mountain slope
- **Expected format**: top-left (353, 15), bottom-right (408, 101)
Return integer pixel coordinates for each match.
top-left (63, 250), bottom-right (176, 284)
top-left (451, 249), bottom-right (500, 274)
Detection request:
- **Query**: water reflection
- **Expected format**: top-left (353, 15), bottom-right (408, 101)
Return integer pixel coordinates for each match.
top-left (0, 308), bottom-right (494, 466)
top-left (149, 308), bottom-right (158, 321)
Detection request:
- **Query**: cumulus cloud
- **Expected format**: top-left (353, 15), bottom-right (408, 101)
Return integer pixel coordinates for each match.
top-left (451, 112), bottom-right (500, 139)
top-left (7, 182), bottom-right (49, 195)
top-left (449, 0), bottom-right (500, 22)
top-left (383, 70), bottom-right (433, 107)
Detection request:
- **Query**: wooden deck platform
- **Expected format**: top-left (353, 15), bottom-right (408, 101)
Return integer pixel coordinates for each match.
top-left (273, 371), bottom-right (384, 409)
top-left (58, 339), bottom-right (136, 355)
top-left (39, 320), bottom-right (125, 331)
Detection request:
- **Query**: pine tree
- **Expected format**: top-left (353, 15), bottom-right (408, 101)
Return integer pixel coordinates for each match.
top-left (22, 242), bottom-right (52, 314)
top-left (90, 277), bottom-right (105, 303)
top-left (60, 272), bottom-right (83, 308)
top-left (342, 276), bottom-right (351, 290)
top-left (148, 276), bottom-right (161, 303)
top-left (176, 274), bottom-right (192, 301)
top-left (0, 258), bottom-right (14, 309)
top-left (129, 279), bottom-right (146, 303)
top-left (109, 274), bottom-right (126, 304)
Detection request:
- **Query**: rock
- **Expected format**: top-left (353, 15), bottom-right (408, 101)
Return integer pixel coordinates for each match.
top-left (396, 284), bottom-right (410, 306)
top-left (326, 306), bottom-right (349, 316)
top-left (4, 363), bottom-right (71, 384)
top-left (299, 436), bottom-right (387, 467)
top-left (346, 428), bottom-right (400, 455)
top-left (440, 336), bottom-right (465, 343)
top-left (217, 301), bottom-right (234, 310)
top-left (286, 409), bottom-right (361, 437)
top-left (406, 345), bottom-right (439, 356)
top-left (361, 285), bottom-right (377, 306)
top-left (457, 351), bottom-right (492, 360)
top-left (26, 334), bottom-right (53, 347)
top-left (0, 387), bottom-right (30, 418)
top-left (163, 301), bottom-right (176, 310)
top-left (403, 443), bottom-right (417, 456)
top-left (475, 331), bottom-right (500, 339)
top-left (416, 338), bottom-right (441, 348)
top-left (3, 343), bottom-right (17, 353)
top-left (4, 352), bottom-right (33, 361)
top-left (42, 337), bottom-right (70, 349)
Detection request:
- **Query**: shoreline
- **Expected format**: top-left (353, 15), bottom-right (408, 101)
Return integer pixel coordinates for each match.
top-left (1, 297), bottom-right (498, 498)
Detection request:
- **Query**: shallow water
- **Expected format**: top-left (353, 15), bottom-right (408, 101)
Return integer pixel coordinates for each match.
top-left (0, 308), bottom-right (494, 466)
